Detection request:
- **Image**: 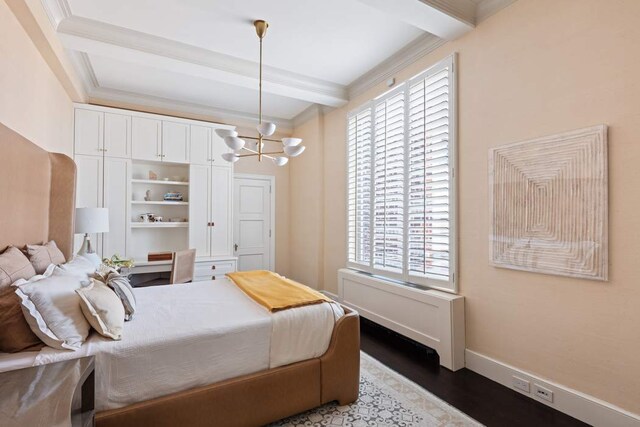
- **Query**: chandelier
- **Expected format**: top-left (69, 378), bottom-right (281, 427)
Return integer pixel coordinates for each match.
top-left (216, 20), bottom-right (305, 166)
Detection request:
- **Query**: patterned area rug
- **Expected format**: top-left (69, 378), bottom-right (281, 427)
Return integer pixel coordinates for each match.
top-left (270, 352), bottom-right (482, 427)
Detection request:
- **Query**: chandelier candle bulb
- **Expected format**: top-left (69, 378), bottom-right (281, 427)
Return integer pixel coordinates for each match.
top-left (219, 19), bottom-right (304, 167)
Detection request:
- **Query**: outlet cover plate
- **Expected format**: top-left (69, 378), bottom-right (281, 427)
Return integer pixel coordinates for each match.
top-left (534, 384), bottom-right (554, 402)
top-left (512, 376), bottom-right (530, 393)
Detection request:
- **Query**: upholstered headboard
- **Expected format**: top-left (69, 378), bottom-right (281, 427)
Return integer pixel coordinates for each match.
top-left (0, 123), bottom-right (76, 260)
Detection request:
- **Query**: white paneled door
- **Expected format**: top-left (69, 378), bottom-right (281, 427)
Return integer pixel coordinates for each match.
top-left (233, 176), bottom-right (274, 271)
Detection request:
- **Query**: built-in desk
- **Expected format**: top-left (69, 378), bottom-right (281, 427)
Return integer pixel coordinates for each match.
top-left (122, 256), bottom-right (237, 286)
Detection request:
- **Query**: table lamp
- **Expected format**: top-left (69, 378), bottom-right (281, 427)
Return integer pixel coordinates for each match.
top-left (75, 207), bottom-right (109, 264)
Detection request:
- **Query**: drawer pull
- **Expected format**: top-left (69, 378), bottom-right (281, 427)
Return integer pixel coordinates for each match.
top-left (211, 276), bottom-right (216, 280)
top-left (211, 265), bottom-right (216, 270)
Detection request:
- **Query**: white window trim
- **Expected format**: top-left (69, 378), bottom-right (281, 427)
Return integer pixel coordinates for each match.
top-left (345, 53), bottom-right (458, 294)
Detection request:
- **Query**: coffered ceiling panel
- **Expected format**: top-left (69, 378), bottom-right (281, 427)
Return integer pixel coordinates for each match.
top-left (42, 0), bottom-right (516, 127)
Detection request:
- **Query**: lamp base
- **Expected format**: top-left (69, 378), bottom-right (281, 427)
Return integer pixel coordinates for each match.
top-left (77, 234), bottom-right (102, 267)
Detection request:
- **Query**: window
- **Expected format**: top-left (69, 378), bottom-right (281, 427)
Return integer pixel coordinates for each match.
top-left (347, 55), bottom-right (456, 292)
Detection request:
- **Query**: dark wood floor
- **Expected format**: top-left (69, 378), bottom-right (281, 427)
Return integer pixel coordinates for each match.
top-left (360, 318), bottom-right (588, 427)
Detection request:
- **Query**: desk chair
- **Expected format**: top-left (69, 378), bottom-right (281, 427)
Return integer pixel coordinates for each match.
top-left (169, 249), bottom-right (196, 284)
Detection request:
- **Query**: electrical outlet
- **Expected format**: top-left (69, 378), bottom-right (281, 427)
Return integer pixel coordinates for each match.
top-left (534, 384), bottom-right (554, 403)
top-left (512, 376), bottom-right (530, 393)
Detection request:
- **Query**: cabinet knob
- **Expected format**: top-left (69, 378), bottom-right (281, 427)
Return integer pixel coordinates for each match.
top-left (211, 276), bottom-right (216, 280)
top-left (211, 265), bottom-right (216, 270)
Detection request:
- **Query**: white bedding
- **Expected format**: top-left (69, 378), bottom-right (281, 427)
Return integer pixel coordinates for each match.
top-left (0, 279), bottom-right (343, 411)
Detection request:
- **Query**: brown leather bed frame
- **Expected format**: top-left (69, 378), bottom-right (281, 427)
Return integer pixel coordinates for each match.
top-left (0, 122), bottom-right (361, 426)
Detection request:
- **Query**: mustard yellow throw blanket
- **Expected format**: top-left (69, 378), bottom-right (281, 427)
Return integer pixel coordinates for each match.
top-left (226, 270), bottom-right (330, 312)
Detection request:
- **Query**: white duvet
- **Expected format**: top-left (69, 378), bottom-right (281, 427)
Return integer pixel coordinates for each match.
top-left (0, 279), bottom-right (343, 411)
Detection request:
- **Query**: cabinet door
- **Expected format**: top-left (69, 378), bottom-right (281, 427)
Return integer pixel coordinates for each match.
top-left (162, 121), bottom-right (190, 164)
top-left (74, 155), bottom-right (104, 254)
top-left (103, 158), bottom-right (130, 259)
top-left (190, 125), bottom-right (210, 166)
top-left (74, 109), bottom-right (103, 156)
top-left (104, 113), bottom-right (131, 158)
top-left (131, 117), bottom-right (161, 161)
top-left (210, 127), bottom-right (232, 166)
top-left (189, 165), bottom-right (211, 257)
top-left (210, 166), bottom-right (233, 257)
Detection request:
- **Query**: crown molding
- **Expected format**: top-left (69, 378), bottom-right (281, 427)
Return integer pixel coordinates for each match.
top-left (55, 15), bottom-right (347, 107)
top-left (347, 33), bottom-right (446, 100)
top-left (476, 0), bottom-right (518, 23)
top-left (88, 86), bottom-right (294, 133)
top-left (292, 104), bottom-right (323, 128)
top-left (39, 0), bottom-right (71, 29)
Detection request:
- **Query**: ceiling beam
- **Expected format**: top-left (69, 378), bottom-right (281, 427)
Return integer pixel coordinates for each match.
top-left (357, 0), bottom-right (476, 40)
top-left (56, 16), bottom-right (348, 108)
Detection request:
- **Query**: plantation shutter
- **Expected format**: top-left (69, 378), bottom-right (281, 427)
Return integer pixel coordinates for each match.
top-left (346, 55), bottom-right (456, 292)
top-left (373, 91), bottom-right (405, 274)
top-left (407, 65), bottom-right (452, 282)
top-left (347, 107), bottom-right (373, 266)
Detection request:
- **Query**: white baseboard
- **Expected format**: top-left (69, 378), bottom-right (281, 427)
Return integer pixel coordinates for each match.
top-left (465, 349), bottom-right (640, 427)
top-left (320, 290), bottom-right (340, 302)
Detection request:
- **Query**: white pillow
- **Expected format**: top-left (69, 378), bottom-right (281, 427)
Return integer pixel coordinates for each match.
top-left (13, 267), bottom-right (91, 350)
top-left (58, 255), bottom-right (98, 277)
top-left (77, 279), bottom-right (124, 340)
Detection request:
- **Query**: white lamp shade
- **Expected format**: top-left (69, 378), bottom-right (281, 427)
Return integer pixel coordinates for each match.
top-left (214, 129), bottom-right (238, 138)
top-left (257, 122), bottom-right (276, 137)
top-left (282, 137), bottom-right (302, 147)
top-left (273, 156), bottom-right (289, 167)
top-left (221, 152), bottom-right (240, 163)
top-left (224, 136), bottom-right (245, 151)
top-left (284, 145), bottom-right (306, 157)
top-left (75, 208), bottom-right (109, 234)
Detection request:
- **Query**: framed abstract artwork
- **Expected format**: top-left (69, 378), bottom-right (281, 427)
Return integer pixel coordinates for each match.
top-left (489, 125), bottom-right (608, 280)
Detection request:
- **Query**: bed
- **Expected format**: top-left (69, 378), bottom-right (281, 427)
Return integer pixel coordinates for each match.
top-left (0, 122), bottom-right (360, 426)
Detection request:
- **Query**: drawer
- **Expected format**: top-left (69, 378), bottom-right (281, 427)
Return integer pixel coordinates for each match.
top-left (194, 260), bottom-right (236, 281)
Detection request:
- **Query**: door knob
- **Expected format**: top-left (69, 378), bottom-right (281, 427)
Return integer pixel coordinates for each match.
top-left (234, 243), bottom-right (238, 252)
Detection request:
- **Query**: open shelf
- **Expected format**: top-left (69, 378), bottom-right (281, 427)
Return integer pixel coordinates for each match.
top-left (132, 179), bottom-right (189, 186)
top-left (131, 222), bottom-right (189, 228)
top-left (131, 201), bottom-right (188, 206)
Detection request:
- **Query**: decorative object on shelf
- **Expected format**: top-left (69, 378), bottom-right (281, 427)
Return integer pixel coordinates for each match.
top-left (152, 216), bottom-right (164, 222)
top-left (148, 170), bottom-right (158, 180)
top-left (217, 20), bottom-right (305, 167)
top-left (102, 254), bottom-right (134, 271)
top-left (169, 217), bottom-right (187, 222)
top-left (489, 125), bottom-right (608, 280)
top-left (163, 192), bottom-right (184, 202)
top-left (139, 213), bottom-right (156, 223)
top-left (75, 207), bottom-right (109, 265)
top-left (170, 176), bottom-right (186, 182)
top-left (144, 190), bottom-right (151, 201)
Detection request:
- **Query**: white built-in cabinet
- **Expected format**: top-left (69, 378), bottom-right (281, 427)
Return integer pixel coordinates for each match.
top-left (73, 103), bottom-right (236, 274)
top-left (75, 109), bottom-right (131, 158)
top-left (189, 165), bottom-right (233, 258)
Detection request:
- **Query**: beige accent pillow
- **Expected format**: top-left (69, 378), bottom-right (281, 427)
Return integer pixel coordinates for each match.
top-left (77, 279), bottom-right (124, 340)
top-left (0, 246), bottom-right (37, 290)
top-left (26, 241), bottom-right (66, 274)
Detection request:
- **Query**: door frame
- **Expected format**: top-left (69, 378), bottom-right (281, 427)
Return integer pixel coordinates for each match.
top-left (233, 173), bottom-right (276, 271)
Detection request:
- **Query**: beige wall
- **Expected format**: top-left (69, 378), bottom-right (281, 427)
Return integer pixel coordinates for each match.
top-left (0, 0), bottom-right (74, 155)
top-left (289, 111), bottom-right (324, 289)
top-left (297, 0), bottom-right (640, 413)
